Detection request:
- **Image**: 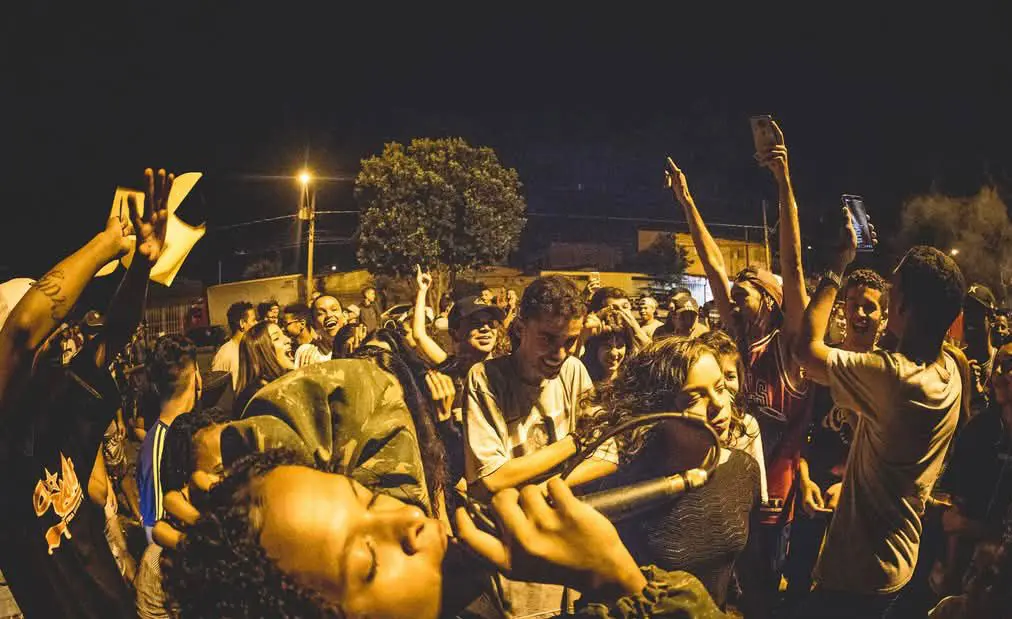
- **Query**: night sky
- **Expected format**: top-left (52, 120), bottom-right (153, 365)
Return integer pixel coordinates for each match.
top-left (4, 4), bottom-right (1012, 282)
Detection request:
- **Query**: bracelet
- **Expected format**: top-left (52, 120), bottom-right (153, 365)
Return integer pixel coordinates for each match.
top-left (820, 270), bottom-right (843, 289)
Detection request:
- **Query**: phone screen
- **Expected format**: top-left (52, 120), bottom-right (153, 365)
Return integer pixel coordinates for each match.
top-left (842, 194), bottom-right (874, 252)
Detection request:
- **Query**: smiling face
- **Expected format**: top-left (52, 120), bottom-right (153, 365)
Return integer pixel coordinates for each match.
top-left (515, 313), bottom-right (584, 381)
top-left (267, 322), bottom-right (295, 370)
top-left (676, 352), bottom-right (732, 442)
top-left (843, 284), bottom-right (884, 348)
top-left (313, 296), bottom-right (345, 338)
top-left (267, 305), bottom-right (280, 324)
top-left (595, 334), bottom-right (627, 379)
top-left (257, 466), bottom-right (448, 619)
top-left (457, 312), bottom-right (499, 356)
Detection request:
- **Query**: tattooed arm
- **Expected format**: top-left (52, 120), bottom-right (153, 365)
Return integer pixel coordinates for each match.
top-left (0, 218), bottom-right (131, 411)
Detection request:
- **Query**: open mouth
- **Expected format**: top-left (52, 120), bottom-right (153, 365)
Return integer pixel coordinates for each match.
top-left (324, 317), bottom-right (339, 330)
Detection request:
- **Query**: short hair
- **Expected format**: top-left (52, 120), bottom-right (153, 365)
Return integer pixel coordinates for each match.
top-left (589, 287), bottom-right (629, 313)
top-left (256, 301), bottom-right (279, 321)
top-left (165, 449), bottom-right (344, 618)
top-left (361, 285), bottom-right (376, 296)
top-left (282, 302), bottom-right (311, 323)
top-left (227, 301), bottom-right (254, 334)
top-left (518, 276), bottom-right (587, 322)
top-left (160, 406), bottom-right (232, 494)
top-left (640, 296), bottom-right (658, 309)
top-left (894, 246), bottom-right (966, 337)
top-left (148, 335), bottom-right (197, 402)
top-left (843, 268), bottom-right (890, 310)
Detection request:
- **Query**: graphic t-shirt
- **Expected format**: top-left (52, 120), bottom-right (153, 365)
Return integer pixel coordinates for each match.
top-left (815, 348), bottom-right (960, 594)
top-left (0, 343), bottom-right (134, 618)
top-left (741, 329), bottom-right (811, 523)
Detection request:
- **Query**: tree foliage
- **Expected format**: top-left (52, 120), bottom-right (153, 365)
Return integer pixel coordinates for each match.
top-left (355, 138), bottom-right (527, 300)
top-left (898, 187), bottom-right (1012, 302)
top-left (241, 254), bottom-right (283, 280)
top-left (622, 233), bottom-right (692, 297)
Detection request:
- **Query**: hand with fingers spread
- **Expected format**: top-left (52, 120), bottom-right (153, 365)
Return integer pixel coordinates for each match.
top-left (415, 264), bottom-right (432, 292)
top-left (425, 370), bottom-right (456, 422)
top-left (130, 167), bottom-right (174, 265)
top-left (456, 478), bottom-right (647, 599)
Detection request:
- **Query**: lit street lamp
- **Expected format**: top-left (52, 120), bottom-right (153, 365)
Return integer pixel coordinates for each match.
top-left (298, 170), bottom-right (317, 298)
top-left (950, 248), bottom-right (959, 257)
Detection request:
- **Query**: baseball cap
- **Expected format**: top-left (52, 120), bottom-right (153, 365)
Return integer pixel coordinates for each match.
top-left (670, 291), bottom-right (700, 314)
top-left (966, 284), bottom-right (996, 313)
top-left (448, 296), bottom-right (506, 331)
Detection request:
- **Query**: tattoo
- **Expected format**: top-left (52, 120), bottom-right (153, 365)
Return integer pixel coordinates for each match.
top-left (31, 269), bottom-right (69, 322)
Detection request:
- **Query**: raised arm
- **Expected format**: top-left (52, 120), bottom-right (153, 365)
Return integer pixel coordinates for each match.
top-left (411, 265), bottom-right (449, 365)
top-left (758, 123), bottom-right (809, 342)
top-left (94, 169), bottom-right (172, 369)
top-left (0, 217), bottom-right (132, 412)
top-left (796, 208), bottom-right (857, 385)
top-left (665, 159), bottom-right (735, 330)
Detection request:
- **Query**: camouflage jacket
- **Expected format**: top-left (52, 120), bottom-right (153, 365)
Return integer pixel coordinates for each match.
top-left (220, 358), bottom-right (431, 510)
top-left (572, 567), bottom-right (728, 619)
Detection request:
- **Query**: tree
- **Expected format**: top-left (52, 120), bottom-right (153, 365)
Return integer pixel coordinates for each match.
top-left (355, 138), bottom-right (527, 302)
top-left (622, 233), bottom-right (692, 299)
top-left (241, 253), bottom-right (283, 280)
top-left (898, 187), bottom-right (1012, 302)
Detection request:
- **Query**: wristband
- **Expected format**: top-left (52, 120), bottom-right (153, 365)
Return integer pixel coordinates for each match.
top-left (820, 270), bottom-right (843, 289)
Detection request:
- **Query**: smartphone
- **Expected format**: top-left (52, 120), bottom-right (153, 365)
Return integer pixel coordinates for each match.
top-left (841, 194), bottom-right (874, 252)
top-left (750, 115), bottom-right (783, 153)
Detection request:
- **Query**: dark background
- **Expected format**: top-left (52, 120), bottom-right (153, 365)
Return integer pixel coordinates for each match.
top-left (4, 4), bottom-right (1012, 283)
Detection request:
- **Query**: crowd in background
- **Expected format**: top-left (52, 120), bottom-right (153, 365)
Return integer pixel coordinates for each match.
top-left (1, 128), bottom-right (1011, 619)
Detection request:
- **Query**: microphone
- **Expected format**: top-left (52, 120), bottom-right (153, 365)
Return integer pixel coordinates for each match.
top-left (464, 467), bottom-right (710, 538)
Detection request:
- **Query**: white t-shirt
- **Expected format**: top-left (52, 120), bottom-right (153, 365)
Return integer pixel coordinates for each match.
top-left (815, 348), bottom-right (961, 594)
top-left (293, 343), bottom-right (331, 369)
top-left (731, 412), bottom-right (768, 503)
top-left (211, 338), bottom-right (240, 389)
top-left (464, 355), bottom-right (618, 484)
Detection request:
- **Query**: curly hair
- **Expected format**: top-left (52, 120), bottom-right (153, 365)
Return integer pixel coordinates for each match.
top-left (257, 300), bottom-right (280, 322)
top-left (894, 246), bottom-right (966, 339)
top-left (160, 406), bottom-right (232, 494)
top-left (164, 449), bottom-right (346, 618)
top-left (584, 337), bottom-right (719, 458)
top-left (844, 268), bottom-right (890, 310)
top-left (518, 275), bottom-right (586, 323)
top-left (697, 329), bottom-right (754, 448)
top-left (227, 301), bottom-right (254, 334)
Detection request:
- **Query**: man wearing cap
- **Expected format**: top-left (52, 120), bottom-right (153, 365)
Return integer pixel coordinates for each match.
top-left (964, 284), bottom-right (998, 416)
top-left (668, 126), bottom-right (813, 593)
top-left (655, 291), bottom-right (709, 340)
top-left (636, 296), bottom-right (664, 338)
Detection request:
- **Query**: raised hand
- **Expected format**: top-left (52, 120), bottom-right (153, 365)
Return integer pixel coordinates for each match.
top-left (755, 121), bottom-right (789, 182)
top-left (833, 207), bottom-right (859, 272)
top-left (664, 157), bottom-right (693, 206)
top-left (415, 264), bottom-right (432, 292)
top-left (128, 168), bottom-right (173, 265)
top-left (102, 214), bottom-right (136, 259)
top-left (456, 478), bottom-right (646, 597)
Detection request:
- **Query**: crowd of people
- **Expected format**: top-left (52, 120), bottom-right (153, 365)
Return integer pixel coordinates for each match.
top-left (1, 126), bottom-right (1011, 619)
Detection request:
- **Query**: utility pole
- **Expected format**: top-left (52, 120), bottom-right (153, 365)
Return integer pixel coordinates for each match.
top-left (298, 171), bottom-right (316, 299)
top-left (762, 200), bottom-right (772, 270)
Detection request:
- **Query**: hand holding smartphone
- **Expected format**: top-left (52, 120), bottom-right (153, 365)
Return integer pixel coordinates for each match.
top-left (841, 194), bottom-right (875, 252)
top-left (750, 115), bottom-right (784, 154)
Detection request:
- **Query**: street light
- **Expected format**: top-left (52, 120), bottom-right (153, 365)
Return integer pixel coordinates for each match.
top-left (298, 170), bottom-right (317, 298)
top-left (950, 248), bottom-right (960, 257)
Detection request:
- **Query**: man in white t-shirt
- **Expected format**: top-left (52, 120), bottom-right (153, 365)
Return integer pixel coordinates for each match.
top-left (793, 211), bottom-right (966, 618)
top-left (212, 301), bottom-right (255, 389)
top-left (464, 275), bottom-right (619, 617)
